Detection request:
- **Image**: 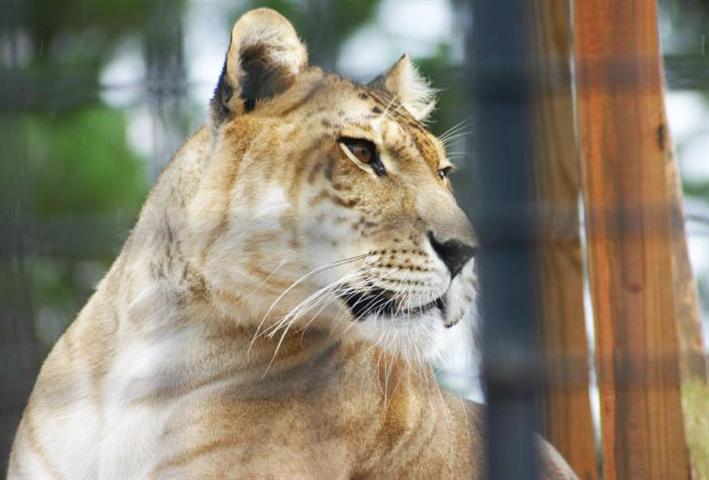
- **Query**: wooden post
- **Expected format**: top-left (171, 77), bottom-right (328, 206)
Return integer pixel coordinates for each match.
top-left (574, 2), bottom-right (690, 479)
top-left (528, 2), bottom-right (597, 479)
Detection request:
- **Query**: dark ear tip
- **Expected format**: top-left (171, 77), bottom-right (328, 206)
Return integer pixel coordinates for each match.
top-left (211, 60), bottom-right (235, 124)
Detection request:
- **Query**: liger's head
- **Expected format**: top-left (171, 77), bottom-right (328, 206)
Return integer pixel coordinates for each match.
top-left (184, 8), bottom-right (478, 362)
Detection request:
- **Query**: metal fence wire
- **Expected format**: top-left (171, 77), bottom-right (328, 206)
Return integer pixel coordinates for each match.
top-left (1, 0), bottom-right (708, 478)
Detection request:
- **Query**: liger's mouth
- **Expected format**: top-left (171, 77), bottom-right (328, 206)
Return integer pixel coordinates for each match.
top-left (341, 286), bottom-right (445, 320)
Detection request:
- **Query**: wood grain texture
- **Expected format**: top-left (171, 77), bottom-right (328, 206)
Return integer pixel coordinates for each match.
top-left (528, 2), bottom-right (597, 479)
top-left (574, 1), bottom-right (690, 479)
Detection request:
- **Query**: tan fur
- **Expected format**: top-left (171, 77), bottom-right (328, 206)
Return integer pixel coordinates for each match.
top-left (8, 9), bottom-right (576, 479)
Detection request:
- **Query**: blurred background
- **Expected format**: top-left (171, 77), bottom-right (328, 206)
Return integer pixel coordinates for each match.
top-left (0, 0), bottom-right (707, 472)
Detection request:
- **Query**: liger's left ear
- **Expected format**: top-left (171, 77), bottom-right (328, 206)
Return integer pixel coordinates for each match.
top-left (211, 8), bottom-right (308, 124)
top-left (369, 54), bottom-right (437, 121)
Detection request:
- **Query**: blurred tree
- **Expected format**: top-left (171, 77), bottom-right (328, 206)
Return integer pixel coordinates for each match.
top-left (0, 0), bottom-right (184, 469)
top-left (659, 0), bottom-right (709, 204)
top-left (20, 108), bottom-right (146, 215)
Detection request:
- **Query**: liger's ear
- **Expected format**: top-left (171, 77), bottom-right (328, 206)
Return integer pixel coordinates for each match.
top-left (211, 8), bottom-right (308, 123)
top-left (369, 54), bottom-right (437, 122)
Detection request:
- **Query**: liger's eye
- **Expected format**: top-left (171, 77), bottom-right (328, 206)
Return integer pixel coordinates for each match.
top-left (438, 166), bottom-right (453, 179)
top-left (340, 137), bottom-right (374, 164)
top-left (339, 137), bottom-right (387, 176)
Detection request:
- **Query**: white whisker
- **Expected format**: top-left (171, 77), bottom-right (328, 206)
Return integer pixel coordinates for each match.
top-left (248, 253), bottom-right (371, 354)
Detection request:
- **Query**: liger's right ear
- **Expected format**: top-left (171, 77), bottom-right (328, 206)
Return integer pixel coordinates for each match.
top-left (211, 8), bottom-right (308, 125)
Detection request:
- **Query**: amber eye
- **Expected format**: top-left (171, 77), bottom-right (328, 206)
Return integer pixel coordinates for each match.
top-left (438, 166), bottom-right (453, 179)
top-left (341, 137), bottom-right (374, 164)
top-left (339, 137), bottom-right (387, 176)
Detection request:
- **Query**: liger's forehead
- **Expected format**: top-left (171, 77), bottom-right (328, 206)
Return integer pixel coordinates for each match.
top-left (282, 68), bottom-right (446, 171)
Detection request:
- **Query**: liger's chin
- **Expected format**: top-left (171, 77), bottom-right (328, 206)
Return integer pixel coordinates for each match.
top-left (342, 260), bottom-right (479, 365)
top-left (349, 308), bottom-right (451, 364)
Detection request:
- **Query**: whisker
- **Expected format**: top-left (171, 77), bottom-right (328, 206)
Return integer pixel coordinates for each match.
top-left (248, 253), bottom-right (371, 354)
top-left (438, 118), bottom-right (472, 142)
top-left (382, 93), bottom-right (401, 121)
top-left (440, 132), bottom-right (471, 148)
top-left (264, 267), bottom-right (368, 338)
top-left (260, 268), bottom-right (370, 378)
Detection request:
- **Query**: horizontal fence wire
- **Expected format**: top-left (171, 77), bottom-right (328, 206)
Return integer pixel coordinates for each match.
top-left (0, 53), bottom-right (706, 110)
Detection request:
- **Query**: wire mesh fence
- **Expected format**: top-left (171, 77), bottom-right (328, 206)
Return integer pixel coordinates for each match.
top-left (0, 0), bottom-right (707, 478)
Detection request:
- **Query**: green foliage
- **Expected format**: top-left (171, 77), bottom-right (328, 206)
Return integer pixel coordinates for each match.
top-left (683, 180), bottom-right (709, 200)
top-left (19, 107), bottom-right (148, 216)
top-left (22, 0), bottom-right (184, 62)
top-left (0, 106), bottom-right (148, 351)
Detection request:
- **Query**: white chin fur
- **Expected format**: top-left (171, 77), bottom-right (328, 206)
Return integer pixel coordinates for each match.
top-left (351, 309), bottom-right (449, 364)
top-left (348, 259), bottom-right (479, 368)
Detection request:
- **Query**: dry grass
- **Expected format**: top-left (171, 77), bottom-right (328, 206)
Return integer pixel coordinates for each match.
top-left (683, 380), bottom-right (709, 479)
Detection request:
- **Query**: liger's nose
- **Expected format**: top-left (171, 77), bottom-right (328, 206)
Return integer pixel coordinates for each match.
top-left (427, 231), bottom-right (477, 278)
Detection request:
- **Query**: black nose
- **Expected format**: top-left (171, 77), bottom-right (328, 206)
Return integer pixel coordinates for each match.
top-left (427, 232), bottom-right (476, 278)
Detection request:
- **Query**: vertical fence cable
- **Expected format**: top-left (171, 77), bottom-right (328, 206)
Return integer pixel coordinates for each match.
top-left (467, 1), bottom-right (539, 479)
